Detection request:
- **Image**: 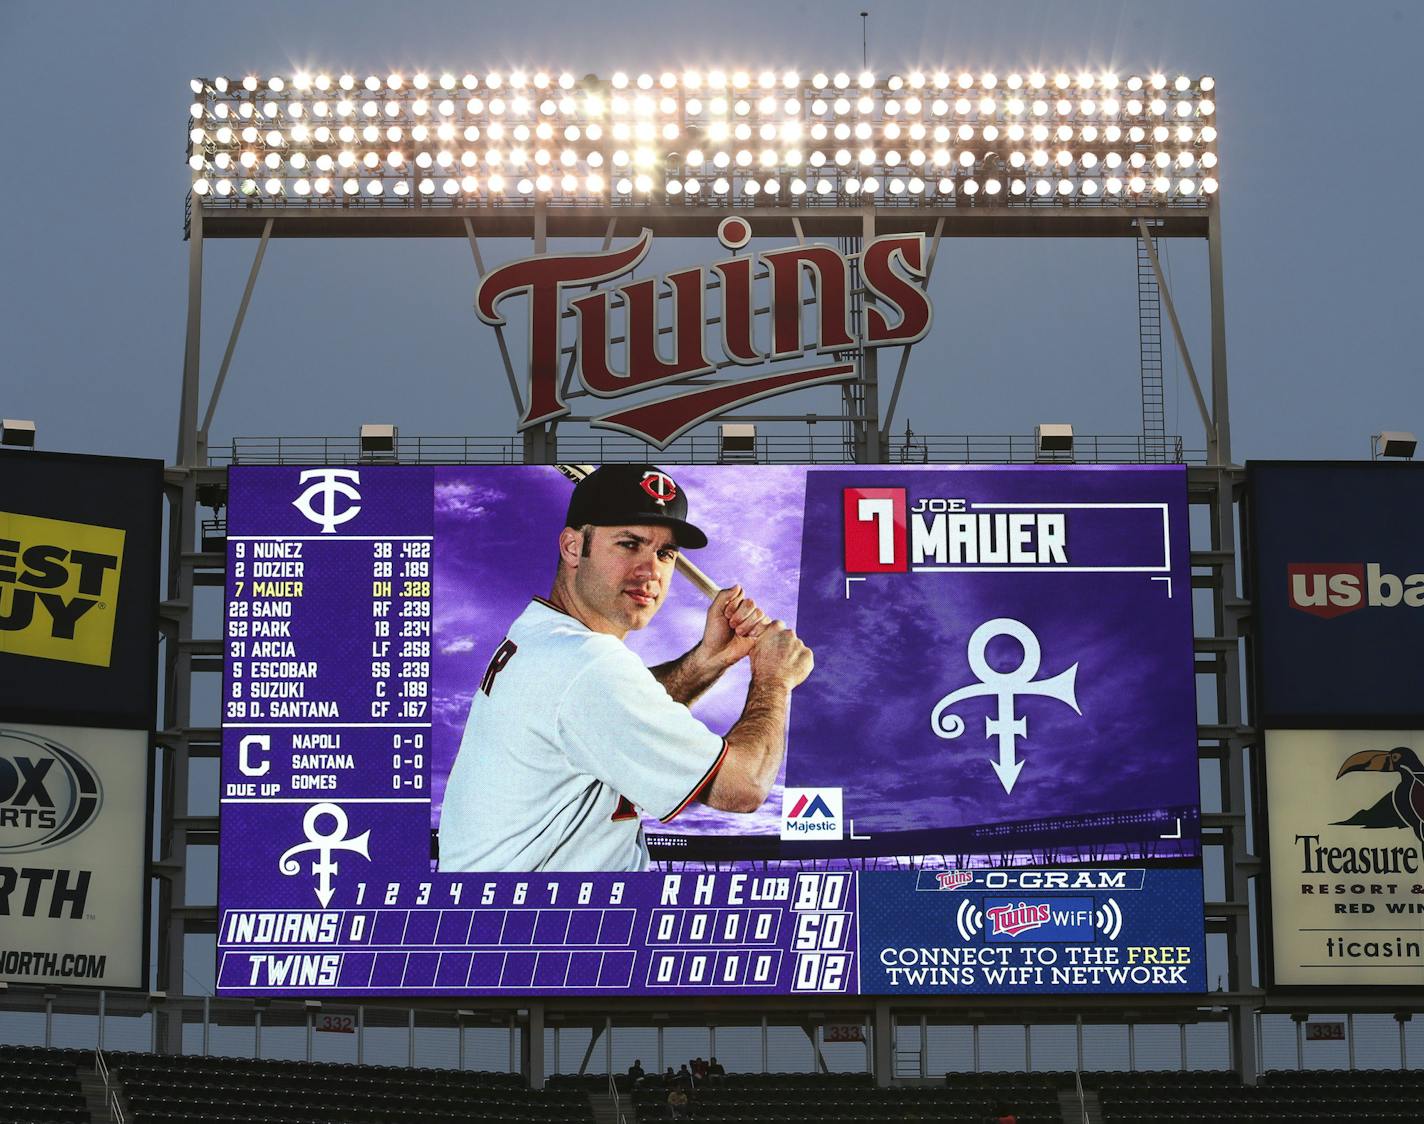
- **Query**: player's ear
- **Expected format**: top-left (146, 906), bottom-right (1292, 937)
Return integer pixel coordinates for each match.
top-left (557, 525), bottom-right (584, 569)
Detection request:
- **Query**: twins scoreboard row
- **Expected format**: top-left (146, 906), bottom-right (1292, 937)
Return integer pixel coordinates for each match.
top-left (218, 465), bottom-right (1206, 997)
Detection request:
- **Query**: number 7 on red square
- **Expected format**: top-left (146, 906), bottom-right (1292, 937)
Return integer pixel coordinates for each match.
top-left (842, 487), bottom-right (907, 573)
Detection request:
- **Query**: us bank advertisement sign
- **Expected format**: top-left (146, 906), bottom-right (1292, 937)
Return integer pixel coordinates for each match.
top-left (217, 465), bottom-right (1203, 997)
top-left (1249, 462), bottom-right (1424, 724)
top-left (0, 450), bottom-right (162, 730)
top-left (0, 724), bottom-right (149, 988)
top-left (1264, 730), bottom-right (1424, 989)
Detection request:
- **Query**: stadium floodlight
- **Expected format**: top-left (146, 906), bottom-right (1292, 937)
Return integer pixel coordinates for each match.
top-left (1373, 431), bottom-right (1418, 460)
top-left (1, 418), bottom-right (37, 448)
top-left (1036, 423), bottom-right (1075, 458)
top-left (186, 68), bottom-right (1219, 208)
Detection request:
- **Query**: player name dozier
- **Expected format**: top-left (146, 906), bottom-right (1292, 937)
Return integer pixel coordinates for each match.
top-left (911, 503), bottom-right (1068, 566)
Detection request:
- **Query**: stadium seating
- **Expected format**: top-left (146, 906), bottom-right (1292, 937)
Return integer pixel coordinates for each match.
top-left (0, 1044), bottom-right (92, 1124)
top-left (627, 1070), bottom-right (1063, 1124)
top-left (1093, 1067), bottom-right (1424, 1123)
top-left (105, 1051), bottom-right (593, 1124)
top-left (3, 1043), bottom-right (1418, 1124)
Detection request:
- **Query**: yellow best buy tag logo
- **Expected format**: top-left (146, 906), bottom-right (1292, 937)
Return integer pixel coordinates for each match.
top-left (0, 511), bottom-right (125, 667)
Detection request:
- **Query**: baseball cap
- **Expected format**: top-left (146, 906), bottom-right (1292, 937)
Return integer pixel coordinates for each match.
top-left (564, 464), bottom-right (708, 549)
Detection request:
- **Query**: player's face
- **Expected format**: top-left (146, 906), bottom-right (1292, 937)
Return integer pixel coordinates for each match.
top-left (573, 524), bottom-right (680, 636)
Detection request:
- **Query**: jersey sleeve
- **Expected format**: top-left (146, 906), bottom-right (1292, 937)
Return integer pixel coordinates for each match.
top-left (556, 642), bottom-right (728, 821)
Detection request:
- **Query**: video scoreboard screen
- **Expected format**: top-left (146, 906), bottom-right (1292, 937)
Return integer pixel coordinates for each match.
top-left (217, 465), bottom-right (1205, 997)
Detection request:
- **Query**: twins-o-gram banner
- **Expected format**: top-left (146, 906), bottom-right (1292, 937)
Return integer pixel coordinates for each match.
top-left (0, 724), bottom-right (150, 988)
top-left (0, 450), bottom-right (163, 730)
top-left (217, 465), bottom-right (1204, 997)
top-left (1248, 462), bottom-right (1424, 724)
top-left (1263, 730), bottom-right (1424, 989)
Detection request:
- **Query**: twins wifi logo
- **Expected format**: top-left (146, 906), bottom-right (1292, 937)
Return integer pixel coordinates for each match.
top-left (954, 898), bottom-right (1122, 941)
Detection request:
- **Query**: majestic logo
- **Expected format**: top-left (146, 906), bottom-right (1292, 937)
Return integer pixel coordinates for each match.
top-left (292, 470), bottom-right (362, 534)
top-left (278, 803), bottom-right (371, 908)
top-left (1287, 562), bottom-right (1424, 619)
top-left (984, 901), bottom-right (1052, 937)
top-left (474, 226), bottom-right (933, 448)
top-left (780, 787), bottom-right (844, 840)
top-left (0, 512), bottom-right (124, 667)
top-left (935, 870), bottom-right (974, 891)
top-left (0, 729), bottom-right (103, 851)
top-left (931, 618), bottom-right (1081, 795)
top-left (640, 471), bottom-right (677, 507)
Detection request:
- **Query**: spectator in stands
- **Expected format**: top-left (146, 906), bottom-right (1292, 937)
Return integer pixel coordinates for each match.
top-left (667, 1083), bottom-right (690, 1120)
top-left (627, 1059), bottom-right (646, 1085)
top-left (707, 1056), bottom-right (726, 1084)
top-left (662, 1066), bottom-right (677, 1088)
top-left (691, 1056), bottom-right (709, 1082)
top-left (676, 1062), bottom-right (692, 1085)
top-left (992, 1102), bottom-right (1017, 1124)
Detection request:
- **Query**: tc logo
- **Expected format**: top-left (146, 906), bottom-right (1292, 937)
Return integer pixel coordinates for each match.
top-left (780, 787), bottom-right (844, 840)
top-left (931, 618), bottom-right (1081, 795)
top-left (278, 803), bottom-right (371, 908)
top-left (292, 470), bottom-right (362, 533)
top-left (640, 471), bottom-right (677, 507)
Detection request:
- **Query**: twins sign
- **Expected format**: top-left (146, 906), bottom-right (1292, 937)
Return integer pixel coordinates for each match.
top-left (474, 220), bottom-right (931, 447)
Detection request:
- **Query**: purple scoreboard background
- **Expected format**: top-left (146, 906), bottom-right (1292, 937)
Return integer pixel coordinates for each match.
top-left (217, 465), bottom-right (1205, 997)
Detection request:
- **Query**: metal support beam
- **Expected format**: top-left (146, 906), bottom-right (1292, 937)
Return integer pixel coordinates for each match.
top-left (860, 207), bottom-right (881, 462)
top-left (199, 218), bottom-right (272, 452)
top-left (881, 216), bottom-right (944, 437)
top-left (1207, 203), bottom-right (1234, 464)
top-left (464, 219), bottom-right (524, 416)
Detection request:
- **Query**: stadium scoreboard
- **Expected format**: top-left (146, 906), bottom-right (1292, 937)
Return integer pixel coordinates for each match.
top-left (217, 464), bottom-right (1206, 998)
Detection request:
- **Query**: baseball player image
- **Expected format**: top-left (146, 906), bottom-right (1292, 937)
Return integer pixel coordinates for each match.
top-left (438, 464), bottom-right (814, 873)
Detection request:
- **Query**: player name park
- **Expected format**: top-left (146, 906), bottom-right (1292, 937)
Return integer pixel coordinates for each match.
top-left (475, 220), bottom-right (933, 445)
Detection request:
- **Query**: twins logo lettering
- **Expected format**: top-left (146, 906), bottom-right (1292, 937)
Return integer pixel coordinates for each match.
top-left (292, 470), bottom-right (362, 534)
top-left (935, 871), bottom-right (974, 891)
top-left (985, 902), bottom-right (1052, 937)
top-left (1287, 562), bottom-right (1424, 619)
top-left (930, 618), bottom-right (1081, 795)
top-left (278, 803), bottom-right (371, 908)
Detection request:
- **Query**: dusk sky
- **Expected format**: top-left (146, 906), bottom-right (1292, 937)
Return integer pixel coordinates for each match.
top-left (2, 1), bottom-right (1421, 462)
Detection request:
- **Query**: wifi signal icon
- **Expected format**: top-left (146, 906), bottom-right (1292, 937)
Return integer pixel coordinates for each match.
top-left (1094, 898), bottom-right (1123, 940)
top-left (955, 900), bottom-right (984, 941)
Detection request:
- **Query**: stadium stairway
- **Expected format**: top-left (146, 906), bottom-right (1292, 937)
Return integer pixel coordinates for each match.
top-left (77, 1062), bottom-right (118, 1124)
top-left (1057, 1087), bottom-right (1103, 1124)
top-left (587, 1090), bottom-right (632, 1124)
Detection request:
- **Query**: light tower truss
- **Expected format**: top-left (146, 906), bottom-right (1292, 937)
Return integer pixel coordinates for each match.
top-left (156, 67), bottom-right (1258, 1083)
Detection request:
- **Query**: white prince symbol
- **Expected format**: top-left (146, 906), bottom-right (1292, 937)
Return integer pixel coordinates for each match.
top-left (930, 618), bottom-right (1081, 795)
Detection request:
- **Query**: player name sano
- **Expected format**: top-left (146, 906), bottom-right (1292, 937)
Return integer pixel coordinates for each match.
top-left (438, 465), bottom-right (814, 875)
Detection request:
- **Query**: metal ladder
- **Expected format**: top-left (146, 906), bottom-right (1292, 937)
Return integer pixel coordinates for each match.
top-left (1136, 229), bottom-right (1168, 463)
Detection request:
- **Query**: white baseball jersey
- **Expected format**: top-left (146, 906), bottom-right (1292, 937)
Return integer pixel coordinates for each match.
top-left (438, 598), bottom-right (727, 872)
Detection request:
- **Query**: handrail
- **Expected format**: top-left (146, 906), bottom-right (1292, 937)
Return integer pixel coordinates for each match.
top-left (96, 1047), bottom-right (126, 1124)
top-left (606, 1071), bottom-right (626, 1124)
top-left (1074, 1068), bottom-right (1089, 1124)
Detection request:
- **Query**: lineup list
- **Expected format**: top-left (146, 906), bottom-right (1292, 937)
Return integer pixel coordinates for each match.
top-left (222, 534), bottom-right (434, 801)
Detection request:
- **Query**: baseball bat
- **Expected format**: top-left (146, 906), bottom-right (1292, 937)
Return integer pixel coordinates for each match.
top-left (554, 464), bottom-right (721, 601)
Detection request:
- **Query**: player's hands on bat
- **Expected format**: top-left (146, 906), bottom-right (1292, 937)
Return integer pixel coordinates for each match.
top-left (749, 620), bottom-right (814, 689)
top-left (699, 584), bottom-right (770, 670)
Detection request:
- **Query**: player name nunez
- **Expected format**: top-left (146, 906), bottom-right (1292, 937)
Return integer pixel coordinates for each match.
top-left (911, 501), bottom-right (1069, 566)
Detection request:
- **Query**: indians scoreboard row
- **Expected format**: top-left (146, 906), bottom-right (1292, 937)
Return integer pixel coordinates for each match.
top-left (217, 465), bottom-right (1205, 997)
